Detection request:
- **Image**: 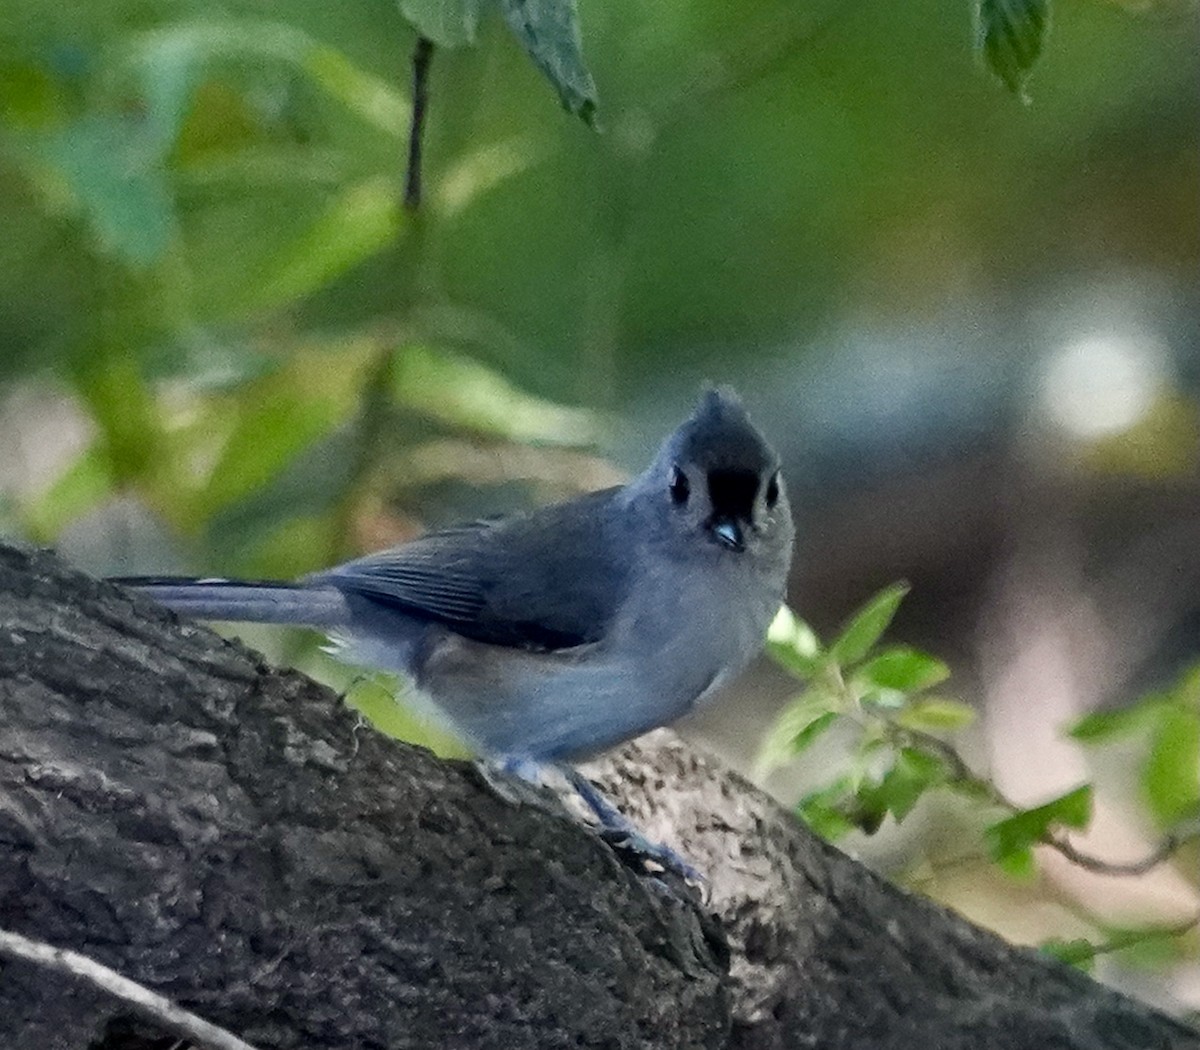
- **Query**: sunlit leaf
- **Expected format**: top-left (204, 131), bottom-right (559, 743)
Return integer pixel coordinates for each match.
top-left (390, 343), bottom-right (601, 445)
top-left (197, 387), bottom-right (349, 519)
top-left (829, 582), bottom-right (909, 666)
top-left (497, 0), bottom-right (598, 123)
top-left (896, 697), bottom-right (976, 732)
top-left (246, 177), bottom-right (402, 312)
top-left (127, 22), bottom-right (409, 141)
top-left (767, 604), bottom-right (824, 679)
top-left (1144, 707), bottom-right (1200, 827)
top-left (400, 0), bottom-right (484, 48)
top-left (975, 0), bottom-right (1050, 103)
top-left (757, 687), bottom-right (842, 773)
top-left (985, 784), bottom-right (1092, 862)
top-left (21, 446), bottom-right (114, 543)
top-left (436, 135), bottom-right (548, 219)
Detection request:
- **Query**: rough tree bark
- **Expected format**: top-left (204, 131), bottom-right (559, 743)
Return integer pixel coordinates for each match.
top-left (0, 541), bottom-right (1196, 1050)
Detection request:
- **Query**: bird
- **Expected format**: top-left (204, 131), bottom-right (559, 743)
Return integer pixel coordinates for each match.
top-left (114, 387), bottom-right (793, 876)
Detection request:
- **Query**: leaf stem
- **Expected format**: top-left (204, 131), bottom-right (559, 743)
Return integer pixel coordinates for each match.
top-left (404, 35), bottom-right (435, 211)
top-left (892, 722), bottom-right (1198, 876)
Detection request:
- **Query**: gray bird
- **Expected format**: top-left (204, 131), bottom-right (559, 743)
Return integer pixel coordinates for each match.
top-left (116, 388), bottom-right (793, 873)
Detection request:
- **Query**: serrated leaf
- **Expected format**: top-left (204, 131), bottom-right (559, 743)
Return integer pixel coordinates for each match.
top-left (399, 0), bottom-right (483, 48)
top-left (897, 697), bottom-right (976, 732)
top-left (985, 784), bottom-right (1092, 861)
top-left (1144, 707), bottom-right (1200, 826)
top-left (975, 0), bottom-right (1050, 103)
top-left (828, 582), bottom-right (909, 666)
top-left (857, 646), bottom-right (949, 693)
top-left (497, 0), bottom-right (598, 123)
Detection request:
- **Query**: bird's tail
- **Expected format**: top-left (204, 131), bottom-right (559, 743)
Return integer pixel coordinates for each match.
top-left (111, 576), bottom-right (352, 627)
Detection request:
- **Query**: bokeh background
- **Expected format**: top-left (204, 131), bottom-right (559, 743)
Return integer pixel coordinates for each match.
top-left (2, 0), bottom-right (1197, 1019)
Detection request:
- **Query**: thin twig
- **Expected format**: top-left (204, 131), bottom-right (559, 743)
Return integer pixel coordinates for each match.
top-left (404, 36), bottom-right (435, 211)
top-left (0, 928), bottom-right (261, 1050)
top-left (893, 723), bottom-right (1196, 877)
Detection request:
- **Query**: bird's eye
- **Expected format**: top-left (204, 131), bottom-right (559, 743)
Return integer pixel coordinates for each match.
top-left (765, 472), bottom-right (780, 509)
top-left (669, 466), bottom-right (690, 505)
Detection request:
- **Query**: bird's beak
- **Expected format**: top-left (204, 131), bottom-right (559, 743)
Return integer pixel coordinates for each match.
top-left (710, 517), bottom-right (745, 552)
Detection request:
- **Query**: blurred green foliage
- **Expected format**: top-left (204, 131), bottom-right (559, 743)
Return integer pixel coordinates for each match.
top-left (763, 588), bottom-right (1200, 972)
top-left (1, 0), bottom-right (1195, 587)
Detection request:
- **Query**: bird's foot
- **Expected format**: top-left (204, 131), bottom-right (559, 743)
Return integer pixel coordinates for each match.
top-left (476, 757), bottom-right (705, 888)
top-left (563, 767), bottom-right (704, 886)
top-left (471, 756), bottom-right (568, 815)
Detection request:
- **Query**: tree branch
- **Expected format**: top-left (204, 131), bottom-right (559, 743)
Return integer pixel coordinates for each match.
top-left (1, 540), bottom-right (1196, 1050)
top-left (0, 929), bottom-right (261, 1050)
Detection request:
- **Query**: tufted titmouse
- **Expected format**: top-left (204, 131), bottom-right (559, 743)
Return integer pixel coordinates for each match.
top-left (115, 388), bottom-right (793, 874)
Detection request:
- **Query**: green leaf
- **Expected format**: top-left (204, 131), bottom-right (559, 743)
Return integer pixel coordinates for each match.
top-left (1040, 937), bottom-right (1097, 972)
top-left (857, 747), bottom-right (947, 825)
top-left (793, 711), bottom-right (839, 753)
top-left (389, 343), bottom-right (601, 445)
top-left (757, 688), bottom-right (842, 773)
top-left (20, 446), bottom-right (114, 543)
top-left (197, 387), bottom-right (348, 519)
top-left (766, 604), bottom-right (824, 679)
top-left (885, 748), bottom-right (946, 821)
top-left (497, 0), bottom-right (598, 123)
top-left (797, 779), bottom-right (856, 841)
top-left (246, 178), bottom-right (402, 312)
top-left (986, 784), bottom-right (1092, 862)
top-left (857, 646), bottom-right (949, 693)
top-left (35, 117), bottom-right (176, 266)
top-left (996, 846), bottom-right (1037, 880)
top-left (1144, 707), bottom-right (1200, 827)
top-left (975, 0), bottom-right (1050, 103)
top-left (896, 697), bottom-right (976, 732)
top-left (828, 582), bottom-right (909, 666)
top-left (127, 22), bottom-right (409, 140)
top-left (1069, 698), bottom-right (1167, 743)
top-left (400, 0), bottom-right (483, 48)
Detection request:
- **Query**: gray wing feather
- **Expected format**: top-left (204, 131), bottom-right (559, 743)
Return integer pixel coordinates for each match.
top-left (312, 489), bottom-right (627, 651)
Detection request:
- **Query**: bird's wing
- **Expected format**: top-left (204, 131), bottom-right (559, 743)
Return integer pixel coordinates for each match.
top-left (313, 490), bottom-right (628, 651)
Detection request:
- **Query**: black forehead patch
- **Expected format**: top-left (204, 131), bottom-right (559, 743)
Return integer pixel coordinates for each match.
top-left (707, 468), bottom-right (761, 518)
top-left (673, 388), bottom-right (777, 474)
